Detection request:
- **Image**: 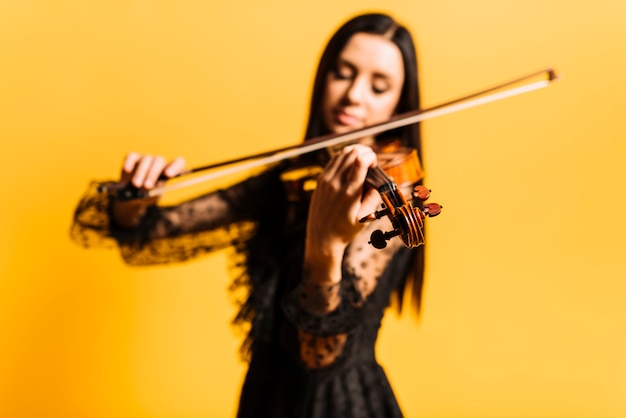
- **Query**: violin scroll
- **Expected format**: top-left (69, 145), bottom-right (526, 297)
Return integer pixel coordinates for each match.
top-left (360, 182), bottom-right (442, 250)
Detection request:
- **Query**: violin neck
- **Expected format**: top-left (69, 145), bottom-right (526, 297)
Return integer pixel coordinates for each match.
top-left (366, 166), bottom-right (397, 195)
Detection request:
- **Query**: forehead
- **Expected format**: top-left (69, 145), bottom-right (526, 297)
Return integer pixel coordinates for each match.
top-left (337, 32), bottom-right (404, 79)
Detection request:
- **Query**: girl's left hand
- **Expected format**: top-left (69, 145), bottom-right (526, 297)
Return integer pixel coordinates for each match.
top-left (305, 144), bottom-right (381, 261)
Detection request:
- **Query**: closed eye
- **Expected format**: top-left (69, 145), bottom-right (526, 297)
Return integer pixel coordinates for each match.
top-left (372, 76), bottom-right (392, 94)
top-left (331, 63), bottom-right (355, 81)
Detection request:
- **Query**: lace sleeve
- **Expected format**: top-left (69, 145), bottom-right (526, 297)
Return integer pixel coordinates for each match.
top-left (281, 268), bottom-right (364, 336)
top-left (70, 172), bottom-right (277, 265)
top-left (280, 266), bottom-right (363, 369)
top-left (281, 229), bottom-right (406, 369)
top-left (281, 226), bottom-right (402, 335)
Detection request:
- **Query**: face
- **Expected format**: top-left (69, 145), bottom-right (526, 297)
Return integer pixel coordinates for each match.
top-left (321, 32), bottom-right (405, 143)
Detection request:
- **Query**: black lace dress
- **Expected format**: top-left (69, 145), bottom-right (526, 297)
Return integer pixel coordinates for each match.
top-left (71, 165), bottom-right (416, 418)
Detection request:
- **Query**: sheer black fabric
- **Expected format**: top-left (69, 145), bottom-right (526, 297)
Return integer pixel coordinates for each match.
top-left (71, 166), bottom-right (416, 417)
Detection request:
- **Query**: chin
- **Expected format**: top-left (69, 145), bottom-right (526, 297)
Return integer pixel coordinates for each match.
top-left (333, 124), bottom-right (362, 134)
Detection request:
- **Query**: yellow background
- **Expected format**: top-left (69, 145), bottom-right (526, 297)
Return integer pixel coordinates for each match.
top-left (1, 1), bottom-right (625, 417)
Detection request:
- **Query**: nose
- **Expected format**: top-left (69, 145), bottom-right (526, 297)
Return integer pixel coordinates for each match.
top-left (345, 76), bottom-right (367, 104)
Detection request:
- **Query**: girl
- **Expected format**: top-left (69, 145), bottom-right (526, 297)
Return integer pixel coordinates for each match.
top-left (73, 12), bottom-right (427, 418)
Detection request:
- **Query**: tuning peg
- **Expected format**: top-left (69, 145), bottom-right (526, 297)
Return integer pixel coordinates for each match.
top-left (423, 203), bottom-right (442, 217)
top-left (412, 185), bottom-right (431, 201)
top-left (368, 229), bottom-right (401, 249)
top-left (359, 208), bottom-right (390, 224)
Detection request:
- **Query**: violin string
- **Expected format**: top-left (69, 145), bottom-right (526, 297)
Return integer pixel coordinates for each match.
top-left (369, 166), bottom-right (397, 190)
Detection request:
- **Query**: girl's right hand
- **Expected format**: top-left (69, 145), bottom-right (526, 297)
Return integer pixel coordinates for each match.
top-left (112, 153), bottom-right (186, 228)
top-left (121, 152), bottom-right (186, 190)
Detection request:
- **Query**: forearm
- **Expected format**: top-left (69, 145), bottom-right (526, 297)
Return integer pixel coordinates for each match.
top-left (300, 243), bottom-right (346, 314)
top-left (71, 180), bottom-right (247, 265)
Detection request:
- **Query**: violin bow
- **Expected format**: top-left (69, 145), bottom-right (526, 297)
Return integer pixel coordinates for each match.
top-left (102, 67), bottom-right (558, 198)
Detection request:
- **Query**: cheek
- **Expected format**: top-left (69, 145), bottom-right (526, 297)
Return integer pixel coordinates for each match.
top-left (321, 81), bottom-right (344, 116)
top-left (323, 80), bottom-right (342, 106)
top-left (369, 96), bottom-right (401, 122)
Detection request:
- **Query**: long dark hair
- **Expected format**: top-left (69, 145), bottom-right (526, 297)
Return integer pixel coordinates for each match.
top-left (304, 13), bottom-right (425, 315)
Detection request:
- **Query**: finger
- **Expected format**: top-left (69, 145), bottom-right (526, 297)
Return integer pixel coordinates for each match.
top-left (164, 156), bottom-right (186, 178)
top-left (121, 152), bottom-right (141, 182)
top-left (143, 156), bottom-right (167, 188)
top-left (319, 150), bottom-right (349, 186)
top-left (320, 145), bottom-right (375, 191)
top-left (131, 155), bottom-right (154, 188)
top-left (357, 187), bottom-right (382, 220)
top-left (344, 147), bottom-right (377, 192)
top-left (324, 144), bottom-right (364, 175)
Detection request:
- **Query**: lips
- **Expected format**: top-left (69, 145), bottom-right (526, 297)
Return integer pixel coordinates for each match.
top-left (335, 110), bottom-right (362, 127)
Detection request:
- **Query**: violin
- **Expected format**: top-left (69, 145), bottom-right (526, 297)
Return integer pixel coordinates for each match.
top-left (99, 68), bottom-right (558, 249)
top-left (361, 142), bottom-right (441, 249)
top-left (280, 140), bottom-right (441, 249)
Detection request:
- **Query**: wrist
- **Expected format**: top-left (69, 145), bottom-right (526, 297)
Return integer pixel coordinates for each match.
top-left (111, 200), bottom-right (148, 229)
top-left (303, 241), bottom-right (346, 285)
